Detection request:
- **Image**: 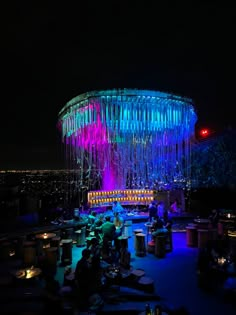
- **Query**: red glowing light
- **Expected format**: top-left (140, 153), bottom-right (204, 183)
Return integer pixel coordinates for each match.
top-left (199, 128), bottom-right (209, 137)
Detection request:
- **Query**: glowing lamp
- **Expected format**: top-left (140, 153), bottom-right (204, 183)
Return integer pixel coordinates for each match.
top-left (199, 128), bottom-right (209, 137)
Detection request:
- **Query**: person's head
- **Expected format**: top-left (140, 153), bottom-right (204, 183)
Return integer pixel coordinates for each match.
top-left (91, 211), bottom-right (97, 217)
top-left (105, 215), bottom-right (111, 222)
top-left (98, 214), bottom-right (104, 221)
top-left (82, 248), bottom-right (91, 259)
top-left (90, 237), bottom-right (98, 246)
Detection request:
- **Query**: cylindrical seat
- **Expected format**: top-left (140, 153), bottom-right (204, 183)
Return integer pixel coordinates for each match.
top-left (65, 228), bottom-right (75, 240)
top-left (75, 227), bottom-right (86, 247)
top-left (147, 240), bottom-right (155, 253)
top-left (45, 247), bottom-right (58, 266)
top-left (134, 229), bottom-right (144, 250)
top-left (0, 241), bottom-right (14, 261)
top-left (23, 246), bottom-right (37, 267)
top-left (131, 269), bottom-right (145, 278)
top-left (138, 276), bottom-right (154, 293)
top-left (50, 236), bottom-right (61, 260)
top-left (154, 235), bottom-right (166, 258)
top-left (197, 229), bottom-right (209, 249)
top-left (186, 226), bottom-right (198, 247)
top-left (228, 233), bottom-right (236, 257)
top-left (115, 235), bottom-right (128, 251)
top-left (217, 222), bottom-right (224, 238)
top-left (15, 235), bottom-right (27, 259)
top-left (123, 220), bottom-right (133, 238)
top-left (61, 239), bottom-right (73, 265)
top-left (135, 233), bottom-right (146, 257)
top-left (165, 229), bottom-right (173, 252)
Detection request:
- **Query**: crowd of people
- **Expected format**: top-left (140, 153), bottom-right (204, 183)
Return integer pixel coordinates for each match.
top-left (43, 199), bottom-right (185, 312)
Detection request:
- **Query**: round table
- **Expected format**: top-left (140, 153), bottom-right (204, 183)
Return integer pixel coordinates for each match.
top-left (13, 267), bottom-right (42, 280)
top-left (35, 233), bottom-right (56, 240)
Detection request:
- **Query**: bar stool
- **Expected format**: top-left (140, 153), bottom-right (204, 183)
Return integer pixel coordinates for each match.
top-left (123, 220), bottom-right (133, 238)
top-left (154, 235), bottom-right (166, 258)
top-left (165, 229), bottom-right (173, 252)
top-left (61, 239), bottom-right (73, 265)
top-left (23, 241), bottom-right (37, 267)
top-left (147, 240), bottom-right (155, 253)
top-left (197, 229), bottom-right (209, 249)
top-left (0, 241), bottom-right (14, 261)
top-left (135, 233), bottom-right (146, 257)
top-left (115, 235), bottom-right (128, 252)
top-left (228, 232), bottom-right (236, 257)
top-left (65, 228), bottom-right (74, 240)
top-left (186, 226), bottom-right (198, 247)
top-left (45, 247), bottom-right (58, 275)
top-left (134, 229), bottom-right (144, 251)
top-left (50, 236), bottom-right (61, 260)
top-left (15, 235), bottom-right (27, 259)
top-left (217, 222), bottom-right (224, 238)
top-left (119, 235), bottom-right (128, 249)
top-left (75, 227), bottom-right (86, 247)
top-left (138, 276), bottom-right (154, 293)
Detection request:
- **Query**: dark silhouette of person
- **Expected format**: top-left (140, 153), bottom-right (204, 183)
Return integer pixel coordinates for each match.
top-left (149, 201), bottom-right (157, 222)
top-left (74, 248), bottom-right (92, 306)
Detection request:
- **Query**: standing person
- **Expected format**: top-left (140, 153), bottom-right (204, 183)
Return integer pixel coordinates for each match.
top-left (88, 237), bottom-right (102, 292)
top-left (113, 211), bottom-right (124, 237)
top-left (170, 199), bottom-right (179, 214)
top-left (163, 208), bottom-right (172, 230)
top-left (112, 201), bottom-right (124, 214)
top-left (208, 209), bottom-right (220, 228)
top-left (149, 201), bottom-right (157, 222)
top-left (74, 248), bottom-right (92, 307)
top-left (157, 201), bottom-right (165, 219)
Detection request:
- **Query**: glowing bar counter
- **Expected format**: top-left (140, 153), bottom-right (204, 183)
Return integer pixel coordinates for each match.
top-left (88, 189), bottom-right (154, 207)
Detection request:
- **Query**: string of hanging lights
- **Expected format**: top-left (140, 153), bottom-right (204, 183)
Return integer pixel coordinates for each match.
top-left (58, 89), bottom-right (197, 193)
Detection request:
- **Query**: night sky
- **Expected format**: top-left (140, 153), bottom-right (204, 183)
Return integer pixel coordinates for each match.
top-left (2, 2), bottom-right (236, 170)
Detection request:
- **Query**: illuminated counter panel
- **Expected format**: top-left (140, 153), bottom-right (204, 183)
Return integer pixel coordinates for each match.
top-left (88, 189), bottom-right (154, 207)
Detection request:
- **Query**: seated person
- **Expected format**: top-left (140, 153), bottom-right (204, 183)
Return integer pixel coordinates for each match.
top-left (97, 215), bottom-right (116, 242)
top-left (152, 216), bottom-right (168, 237)
top-left (88, 210), bottom-right (97, 226)
top-left (92, 214), bottom-right (104, 237)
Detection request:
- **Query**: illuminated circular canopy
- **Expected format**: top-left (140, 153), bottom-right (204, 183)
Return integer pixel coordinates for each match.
top-left (58, 89), bottom-right (197, 191)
